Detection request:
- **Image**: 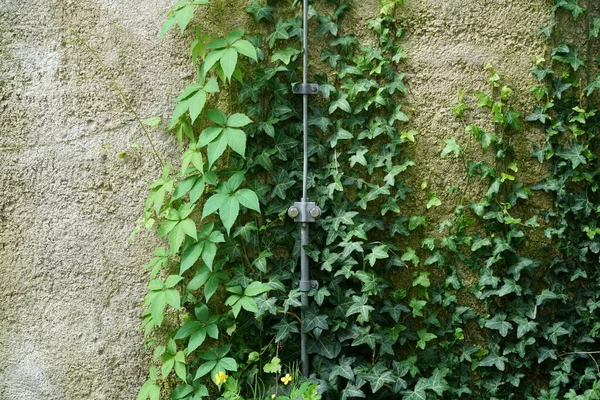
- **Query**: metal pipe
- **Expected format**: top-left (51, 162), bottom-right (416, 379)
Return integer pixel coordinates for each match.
top-left (300, 0), bottom-right (310, 378)
top-left (302, 0), bottom-right (309, 202)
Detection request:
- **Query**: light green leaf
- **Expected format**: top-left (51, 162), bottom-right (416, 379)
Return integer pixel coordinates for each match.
top-left (204, 49), bottom-right (224, 72)
top-left (143, 116), bottom-right (161, 126)
top-left (219, 196), bottom-right (240, 234)
top-left (263, 357), bottom-right (281, 374)
top-left (220, 48), bottom-right (238, 81)
top-left (245, 281), bottom-right (272, 297)
top-left (200, 188), bottom-right (226, 218)
top-left (234, 189), bottom-right (260, 211)
top-left (227, 113), bottom-right (253, 128)
top-left (189, 90), bottom-right (207, 123)
top-left (440, 138), bottom-right (463, 158)
top-left (232, 39), bottom-right (257, 61)
top-left (223, 127), bottom-right (246, 156)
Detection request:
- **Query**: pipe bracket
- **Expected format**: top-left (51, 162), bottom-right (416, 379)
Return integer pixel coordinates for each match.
top-left (292, 83), bottom-right (319, 95)
top-left (288, 202), bottom-right (321, 223)
top-left (298, 280), bottom-right (319, 292)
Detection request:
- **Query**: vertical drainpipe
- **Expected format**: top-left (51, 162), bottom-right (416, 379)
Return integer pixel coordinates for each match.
top-left (287, 0), bottom-right (321, 378)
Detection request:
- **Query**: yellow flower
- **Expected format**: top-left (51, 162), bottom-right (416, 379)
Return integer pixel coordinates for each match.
top-left (281, 373), bottom-right (292, 385)
top-left (215, 371), bottom-right (228, 385)
top-left (271, 395), bottom-right (276, 399)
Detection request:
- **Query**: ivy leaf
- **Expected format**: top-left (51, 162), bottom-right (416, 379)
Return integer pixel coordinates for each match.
top-left (416, 329), bottom-right (437, 350)
top-left (412, 272), bottom-right (430, 288)
top-left (341, 383), bottom-right (366, 400)
top-left (553, 78), bottom-right (572, 99)
top-left (421, 369), bottom-right (450, 396)
top-left (480, 344), bottom-right (508, 371)
top-left (365, 244), bottom-right (389, 267)
top-left (561, 0), bottom-right (585, 20)
top-left (513, 316), bottom-right (539, 339)
top-left (387, 73), bottom-right (407, 94)
top-left (316, 14), bottom-right (338, 37)
top-left (270, 47), bottom-right (301, 65)
top-left (382, 105), bottom-right (406, 126)
top-left (537, 347), bottom-right (557, 364)
top-left (409, 298), bottom-right (427, 317)
top-left (362, 363), bottom-right (395, 393)
top-left (552, 44), bottom-right (585, 70)
top-left (346, 295), bottom-right (375, 323)
top-left (525, 105), bottom-right (550, 123)
top-left (530, 65), bottom-right (554, 81)
top-left (484, 313), bottom-right (513, 337)
top-left (272, 318), bottom-right (299, 342)
top-left (308, 108), bottom-right (333, 131)
top-left (329, 92), bottom-right (351, 114)
top-left (545, 322), bottom-right (569, 345)
top-left (245, 0), bottom-right (274, 22)
top-left (330, 356), bottom-right (356, 381)
top-left (402, 381), bottom-right (427, 400)
top-left (352, 326), bottom-right (377, 349)
top-left (426, 192), bottom-right (441, 209)
top-left (271, 169), bottom-right (296, 200)
top-left (476, 91), bottom-right (492, 107)
top-left (266, 19), bottom-right (290, 48)
top-left (556, 142), bottom-right (586, 169)
top-left (408, 216), bottom-right (427, 230)
top-left (302, 304), bottom-right (329, 333)
top-left (263, 357), bottom-right (281, 374)
top-left (308, 334), bottom-right (342, 359)
top-left (440, 138), bottom-right (463, 158)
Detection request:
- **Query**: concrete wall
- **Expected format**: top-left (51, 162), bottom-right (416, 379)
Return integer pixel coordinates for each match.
top-left (0, 0), bottom-right (549, 399)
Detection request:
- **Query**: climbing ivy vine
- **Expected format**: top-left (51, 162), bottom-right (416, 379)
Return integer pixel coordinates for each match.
top-left (136, 0), bottom-right (600, 399)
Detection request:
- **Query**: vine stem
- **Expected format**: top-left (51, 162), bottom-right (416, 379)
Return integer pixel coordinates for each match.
top-left (69, 29), bottom-right (164, 167)
top-left (561, 351), bottom-right (600, 373)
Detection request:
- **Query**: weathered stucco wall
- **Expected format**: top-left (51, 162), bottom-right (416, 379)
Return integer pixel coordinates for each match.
top-left (0, 0), bottom-right (185, 398)
top-left (0, 0), bottom-right (550, 399)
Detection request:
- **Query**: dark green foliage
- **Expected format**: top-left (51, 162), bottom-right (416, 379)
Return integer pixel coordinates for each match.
top-left (138, 1), bottom-right (600, 399)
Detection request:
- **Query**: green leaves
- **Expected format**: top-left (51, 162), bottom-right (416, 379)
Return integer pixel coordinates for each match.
top-left (146, 164), bottom-right (173, 214)
top-left (202, 30), bottom-right (257, 82)
top-left (513, 316), bottom-right (539, 339)
top-left (145, 275), bottom-right (182, 327)
top-left (440, 137), bottom-right (463, 158)
top-left (172, 77), bottom-right (220, 125)
top-left (174, 305), bottom-right (219, 354)
top-left (245, 0), bottom-right (274, 22)
top-left (137, 367), bottom-right (160, 400)
top-left (484, 313), bottom-right (513, 337)
top-left (224, 281), bottom-right (272, 318)
top-left (552, 43), bottom-right (584, 70)
top-left (143, 2), bottom-right (600, 399)
top-left (180, 222), bottom-right (224, 273)
top-left (198, 110), bottom-right (253, 167)
top-left (346, 295), bottom-right (375, 323)
top-left (159, 0), bottom-right (209, 37)
top-left (193, 345), bottom-right (237, 385)
top-left (158, 203), bottom-right (197, 253)
top-left (556, 142), bottom-right (587, 169)
top-left (202, 172), bottom-right (260, 234)
top-left (480, 344), bottom-right (508, 371)
top-left (416, 329), bottom-right (437, 350)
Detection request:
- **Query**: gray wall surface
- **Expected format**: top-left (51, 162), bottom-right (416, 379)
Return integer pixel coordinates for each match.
top-left (0, 0), bottom-right (549, 399)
